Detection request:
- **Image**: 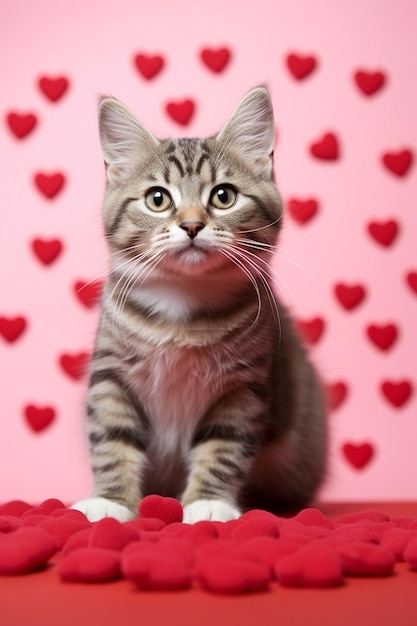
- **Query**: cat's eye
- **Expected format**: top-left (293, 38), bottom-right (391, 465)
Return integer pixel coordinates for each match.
top-left (145, 188), bottom-right (172, 212)
top-left (209, 185), bottom-right (237, 210)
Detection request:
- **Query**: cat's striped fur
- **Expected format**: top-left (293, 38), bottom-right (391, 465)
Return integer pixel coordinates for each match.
top-left (72, 87), bottom-right (327, 523)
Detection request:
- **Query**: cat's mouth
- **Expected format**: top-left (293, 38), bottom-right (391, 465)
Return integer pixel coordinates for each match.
top-left (165, 238), bottom-right (225, 274)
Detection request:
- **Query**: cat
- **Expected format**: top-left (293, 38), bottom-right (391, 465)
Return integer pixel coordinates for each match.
top-left (72, 86), bottom-right (327, 524)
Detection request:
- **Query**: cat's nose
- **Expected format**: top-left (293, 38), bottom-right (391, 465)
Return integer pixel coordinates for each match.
top-left (180, 221), bottom-right (205, 240)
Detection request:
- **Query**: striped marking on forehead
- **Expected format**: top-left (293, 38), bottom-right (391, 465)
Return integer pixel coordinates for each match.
top-left (163, 139), bottom-right (215, 181)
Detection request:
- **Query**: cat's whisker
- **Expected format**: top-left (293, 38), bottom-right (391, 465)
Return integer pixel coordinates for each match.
top-left (228, 244), bottom-right (281, 335)
top-left (219, 248), bottom-right (263, 331)
top-left (236, 216), bottom-right (282, 235)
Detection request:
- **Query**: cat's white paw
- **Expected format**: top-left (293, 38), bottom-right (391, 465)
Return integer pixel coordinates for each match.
top-left (71, 497), bottom-right (136, 523)
top-left (183, 499), bottom-right (241, 523)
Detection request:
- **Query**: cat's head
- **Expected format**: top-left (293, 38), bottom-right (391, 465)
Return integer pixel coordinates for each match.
top-left (98, 87), bottom-right (282, 284)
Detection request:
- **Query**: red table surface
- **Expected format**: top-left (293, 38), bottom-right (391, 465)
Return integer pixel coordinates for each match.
top-left (1, 502), bottom-right (417, 626)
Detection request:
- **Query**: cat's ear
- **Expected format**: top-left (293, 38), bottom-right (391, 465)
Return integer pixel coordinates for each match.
top-left (216, 87), bottom-right (275, 177)
top-left (98, 97), bottom-right (159, 184)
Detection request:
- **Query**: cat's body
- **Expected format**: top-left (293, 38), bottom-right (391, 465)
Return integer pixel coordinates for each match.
top-left (73, 87), bottom-right (327, 523)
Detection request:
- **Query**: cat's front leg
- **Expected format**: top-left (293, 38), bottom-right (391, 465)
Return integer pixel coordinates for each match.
top-left (182, 390), bottom-right (264, 523)
top-left (72, 364), bottom-right (150, 522)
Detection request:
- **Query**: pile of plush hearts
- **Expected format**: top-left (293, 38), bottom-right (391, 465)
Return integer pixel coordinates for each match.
top-left (1, 496), bottom-right (416, 593)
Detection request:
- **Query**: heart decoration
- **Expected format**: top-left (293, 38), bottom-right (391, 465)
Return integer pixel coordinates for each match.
top-left (297, 317), bottom-right (325, 345)
top-left (334, 283), bottom-right (366, 311)
top-left (38, 76), bottom-right (69, 102)
top-left (287, 198), bottom-right (319, 225)
top-left (405, 271), bottom-right (417, 296)
top-left (327, 382), bottom-right (348, 411)
top-left (59, 352), bottom-right (90, 381)
top-left (0, 316), bottom-right (27, 343)
top-left (34, 172), bottom-right (66, 199)
top-left (286, 53), bottom-right (317, 80)
top-left (24, 405), bottom-right (56, 433)
top-left (200, 47), bottom-right (232, 73)
top-left (74, 279), bottom-right (104, 308)
top-left (6, 112), bottom-right (38, 139)
top-left (366, 323), bottom-right (398, 352)
top-left (310, 132), bottom-right (340, 160)
top-left (382, 149), bottom-right (413, 177)
top-left (354, 70), bottom-right (386, 96)
top-left (165, 99), bottom-right (195, 126)
top-left (381, 380), bottom-right (413, 408)
top-left (31, 238), bottom-right (63, 266)
top-left (367, 219), bottom-right (399, 247)
top-left (342, 442), bottom-right (374, 470)
top-left (134, 53), bottom-right (165, 80)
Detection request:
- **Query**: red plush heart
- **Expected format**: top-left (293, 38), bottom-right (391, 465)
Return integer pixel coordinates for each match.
top-left (74, 280), bottom-right (103, 308)
top-left (354, 70), bottom-right (386, 96)
top-left (342, 442), bottom-right (375, 470)
top-left (326, 381), bottom-right (348, 411)
top-left (297, 317), bottom-right (325, 345)
top-left (275, 543), bottom-right (343, 587)
top-left (165, 99), bottom-right (195, 125)
top-left (366, 323), bottom-right (398, 351)
top-left (367, 219), bottom-right (399, 247)
top-left (0, 527), bottom-right (57, 575)
top-left (31, 238), bottom-right (63, 265)
top-left (24, 405), bottom-right (56, 433)
top-left (34, 172), bottom-right (65, 199)
top-left (286, 53), bottom-right (317, 80)
top-left (334, 283), bottom-right (366, 310)
top-left (310, 132), bottom-right (339, 160)
top-left (406, 271), bottom-right (417, 295)
top-left (287, 198), bottom-right (319, 224)
top-left (381, 380), bottom-right (413, 408)
top-left (59, 352), bottom-right (89, 381)
top-left (382, 149), bottom-right (413, 177)
top-left (59, 548), bottom-right (121, 582)
top-left (6, 112), bottom-right (38, 139)
top-left (134, 53), bottom-right (165, 80)
top-left (0, 316), bottom-right (27, 343)
top-left (200, 47), bottom-right (232, 73)
top-left (38, 76), bottom-right (69, 102)
top-left (195, 555), bottom-right (270, 593)
top-left (139, 495), bottom-right (183, 525)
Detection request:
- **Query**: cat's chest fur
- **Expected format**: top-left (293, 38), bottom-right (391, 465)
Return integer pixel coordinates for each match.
top-left (128, 341), bottom-right (226, 457)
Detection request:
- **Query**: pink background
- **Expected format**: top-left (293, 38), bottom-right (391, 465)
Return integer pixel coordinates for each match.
top-left (1, 0), bottom-right (416, 504)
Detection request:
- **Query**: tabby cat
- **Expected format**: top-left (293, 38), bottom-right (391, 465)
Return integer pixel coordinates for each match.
top-left (72, 87), bottom-right (327, 523)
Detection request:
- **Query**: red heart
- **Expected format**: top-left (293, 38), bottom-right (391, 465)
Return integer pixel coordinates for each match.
top-left (134, 53), bottom-right (165, 80)
top-left (405, 271), bottom-right (417, 295)
top-left (6, 112), bottom-right (38, 139)
top-left (31, 238), bottom-right (63, 265)
top-left (326, 382), bottom-right (348, 411)
top-left (34, 172), bottom-right (66, 199)
top-left (354, 70), bottom-right (386, 96)
top-left (0, 316), bottom-right (27, 343)
top-left (382, 149), bottom-right (413, 177)
top-left (297, 317), bottom-right (325, 345)
top-left (381, 380), bottom-right (413, 408)
top-left (287, 198), bottom-right (319, 224)
top-left (200, 47), bottom-right (232, 73)
top-left (310, 132), bottom-right (339, 160)
top-left (342, 442), bottom-right (374, 470)
top-left (366, 323), bottom-right (398, 351)
top-left (367, 219), bottom-right (399, 247)
top-left (24, 405), bottom-right (56, 433)
top-left (165, 99), bottom-right (195, 126)
top-left (286, 53), bottom-right (317, 80)
top-left (74, 280), bottom-right (104, 308)
top-left (334, 283), bottom-right (366, 310)
top-left (38, 76), bottom-right (69, 102)
top-left (59, 352), bottom-right (90, 381)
